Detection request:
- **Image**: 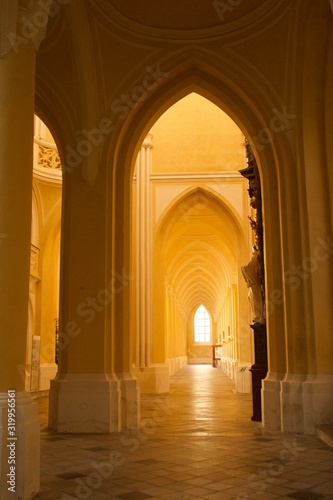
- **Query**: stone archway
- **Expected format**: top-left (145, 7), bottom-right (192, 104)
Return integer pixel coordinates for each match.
top-left (108, 53), bottom-right (291, 431)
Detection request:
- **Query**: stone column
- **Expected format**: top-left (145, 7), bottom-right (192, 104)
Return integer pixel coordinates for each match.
top-left (235, 271), bottom-right (252, 394)
top-left (0, 1), bottom-right (52, 497)
top-left (26, 245), bottom-right (41, 392)
top-left (136, 134), bottom-right (153, 368)
top-left (133, 134), bottom-right (169, 393)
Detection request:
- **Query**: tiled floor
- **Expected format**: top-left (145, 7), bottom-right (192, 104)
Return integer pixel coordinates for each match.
top-left (34, 365), bottom-right (333, 499)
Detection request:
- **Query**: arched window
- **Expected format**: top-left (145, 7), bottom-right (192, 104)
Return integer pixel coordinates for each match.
top-left (194, 305), bottom-right (211, 343)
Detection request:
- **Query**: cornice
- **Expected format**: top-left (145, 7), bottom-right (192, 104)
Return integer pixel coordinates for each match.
top-left (34, 136), bottom-right (57, 149)
top-left (149, 172), bottom-right (244, 181)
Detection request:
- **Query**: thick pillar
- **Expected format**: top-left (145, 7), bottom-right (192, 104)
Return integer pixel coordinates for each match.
top-left (48, 142), bottom-right (123, 432)
top-left (0, 1), bottom-right (51, 496)
top-left (133, 134), bottom-right (169, 393)
top-left (262, 3), bottom-right (333, 435)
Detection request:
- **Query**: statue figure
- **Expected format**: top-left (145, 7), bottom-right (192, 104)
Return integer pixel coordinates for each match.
top-left (241, 247), bottom-right (265, 325)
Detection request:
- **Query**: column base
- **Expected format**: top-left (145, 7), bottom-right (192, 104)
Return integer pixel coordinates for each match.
top-left (24, 363), bottom-right (58, 392)
top-left (302, 374), bottom-right (333, 434)
top-left (167, 356), bottom-right (188, 375)
top-left (235, 364), bottom-right (252, 394)
top-left (262, 373), bottom-right (333, 434)
top-left (221, 357), bottom-right (237, 380)
top-left (49, 373), bottom-right (140, 433)
top-left (133, 365), bottom-right (170, 393)
top-left (262, 372), bottom-right (284, 431)
top-left (49, 374), bottom-right (121, 433)
top-left (0, 392), bottom-right (40, 500)
top-left (118, 374), bottom-right (140, 429)
top-left (280, 374), bottom-right (306, 433)
top-left (39, 363), bottom-right (58, 391)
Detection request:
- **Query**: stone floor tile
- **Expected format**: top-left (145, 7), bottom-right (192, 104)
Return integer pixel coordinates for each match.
top-left (144, 476), bottom-right (175, 486)
top-left (203, 481), bottom-right (241, 492)
top-left (246, 492), bottom-right (280, 499)
top-left (287, 491), bottom-right (328, 499)
top-left (180, 485), bottom-right (218, 497)
top-left (158, 494), bottom-right (198, 500)
top-left (166, 472), bottom-right (195, 482)
top-left (265, 484), bottom-right (297, 496)
top-left (311, 484), bottom-right (333, 496)
top-left (141, 486), bottom-right (174, 496)
top-left (290, 468), bottom-right (322, 476)
top-left (33, 491), bottom-right (65, 499)
top-left (99, 485), bottom-right (133, 495)
top-left (204, 494), bottom-right (238, 500)
top-left (116, 492), bottom-right (154, 499)
top-left (288, 480), bottom-right (324, 489)
top-left (184, 476), bottom-right (218, 486)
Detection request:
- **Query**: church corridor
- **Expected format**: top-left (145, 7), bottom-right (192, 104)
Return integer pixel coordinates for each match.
top-left (34, 365), bottom-right (333, 499)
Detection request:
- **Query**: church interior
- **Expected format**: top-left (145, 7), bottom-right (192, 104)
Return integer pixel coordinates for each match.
top-left (1, 0), bottom-right (333, 498)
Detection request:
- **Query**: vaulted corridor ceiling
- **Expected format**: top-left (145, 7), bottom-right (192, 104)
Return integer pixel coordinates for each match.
top-left (163, 194), bottom-right (240, 321)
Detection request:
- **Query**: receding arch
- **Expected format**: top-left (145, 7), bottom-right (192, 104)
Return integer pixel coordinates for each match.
top-left (156, 186), bottom-right (246, 251)
top-left (151, 174), bottom-right (248, 370)
top-left (109, 52), bottom-right (292, 377)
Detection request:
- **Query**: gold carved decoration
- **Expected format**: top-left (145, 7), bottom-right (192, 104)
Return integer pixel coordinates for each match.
top-left (38, 143), bottom-right (61, 170)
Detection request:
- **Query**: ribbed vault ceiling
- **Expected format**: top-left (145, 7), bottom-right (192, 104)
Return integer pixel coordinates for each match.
top-left (163, 197), bottom-right (239, 321)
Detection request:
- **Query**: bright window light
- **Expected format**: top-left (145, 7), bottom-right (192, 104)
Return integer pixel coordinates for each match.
top-left (194, 305), bottom-right (211, 343)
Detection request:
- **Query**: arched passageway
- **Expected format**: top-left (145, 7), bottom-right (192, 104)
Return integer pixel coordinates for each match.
top-left (130, 93), bottom-right (253, 395)
top-left (108, 57), bottom-right (284, 434)
top-left (107, 42), bottom-right (332, 435)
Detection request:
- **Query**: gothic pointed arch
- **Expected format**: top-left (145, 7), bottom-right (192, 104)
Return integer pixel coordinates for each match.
top-left (109, 52), bottom-right (292, 380)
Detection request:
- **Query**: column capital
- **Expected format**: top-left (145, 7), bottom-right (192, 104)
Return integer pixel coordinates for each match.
top-left (0, 0), bottom-right (60, 58)
top-left (142, 132), bottom-right (153, 149)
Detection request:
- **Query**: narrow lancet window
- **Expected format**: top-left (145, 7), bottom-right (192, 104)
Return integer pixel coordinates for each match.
top-left (194, 305), bottom-right (211, 343)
